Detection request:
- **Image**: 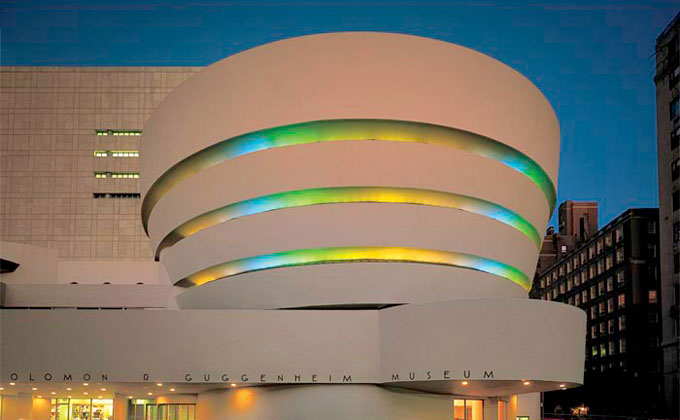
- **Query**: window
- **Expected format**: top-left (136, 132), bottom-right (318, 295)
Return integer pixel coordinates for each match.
top-left (597, 238), bottom-right (604, 254)
top-left (616, 247), bottom-right (625, 264)
top-left (618, 315), bottom-right (626, 331)
top-left (609, 340), bottom-right (616, 355)
top-left (93, 172), bottom-right (140, 179)
top-left (599, 322), bottom-right (606, 334)
top-left (673, 158), bottom-right (680, 181)
top-left (94, 151), bottom-right (108, 157)
top-left (619, 338), bottom-right (627, 353)
top-left (580, 251), bottom-right (587, 265)
top-left (453, 399), bottom-right (483, 420)
top-left (607, 298), bottom-right (614, 313)
top-left (597, 260), bottom-right (604, 275)
top-left (573, 274), bottom-right (580, 286)
top-left (605, 254), bottom-right (613, 270)
top-left (616, 270), bottom-right (625, 286)
top-left (582, 290), bottom-right (589, 303)
top-left (92, 193), bottom-right (141, 199)
top-left (575, 294), bottom-right (581, 306)
top-left (671, 96), bottom-right (680, 120)
top-left (591, 345), bottom-right (598, 357)
top-left (608, 319), bottom-right (615, 334)
top-left (591, 325), bottom-right (598, 339)
top-left (598, 281), bottom-right (605, 296)
top-left (649, 312), bottom-right (659, 323)
top-left (559, 282), bottom-right (565, 294)
top-left (648, 244), bottom-right (657, 258)
top-left (590, 285), bottom-right (597, 298)
top-left (598, 302), bottom-right (605, 316)
top-left (95, 129), bottom-right (142, 136)
top-left (605, 234), bottom-right (612, 247)
top-left (618, 294), bottom-right (626, 309)
top-left (590, 306), bottom-right (597, 319)
top-left (589, 264), bottom-right (596, 278)
top-left (674, 222), bottom-right (680, 244)
top-left (568, 296), bottom-right (574, 305)
top-left (649, 290), bottom-right (658, 304)
top-left (607, 277), bottom-right (614, 292)
top-left (567, 277), bottom-right (573, 291)
top-left (648, 221), bottom-right (657, 234)
top-left (673, 126), bottom-right (680, 150)
top-left (111, 151), bottom-right (140, 158)
top-left (573, 256), bottom-right (580, 269)
top-left (589, 245), bottom-right (596, 259)
top-left (674, 191), bottom-right (680, 212)
top-left (600, 343), bottom-right (607, 357)
top-left (615, 226), bottom-right (624, 243)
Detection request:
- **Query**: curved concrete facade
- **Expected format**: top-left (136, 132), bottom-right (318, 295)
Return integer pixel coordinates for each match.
top-left (135, 32), bottom-right (582, 416)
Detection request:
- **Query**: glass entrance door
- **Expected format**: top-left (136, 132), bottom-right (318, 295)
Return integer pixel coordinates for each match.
top-left (453, 399), bottom-right (483, 420)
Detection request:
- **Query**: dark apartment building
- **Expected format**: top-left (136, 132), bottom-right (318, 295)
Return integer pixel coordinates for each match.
top-left (654, 11), bottom-right (680, 418)
top-left (530, 208), bottom-right (664, 416)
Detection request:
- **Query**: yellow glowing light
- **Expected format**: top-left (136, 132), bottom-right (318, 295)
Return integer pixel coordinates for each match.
top-left (66, 388), bottom-right (72, 391)
top-left (50, 392), bottom-right (56, 395)
top-left (83, 383), bottom-right (88, 386)
top-left (100, 388), bottom-right (106, 391)
top-left (523, 381), bottom-right (531, 385)
top-left (141, 119), bottom-right (556, 233)
top-left (170, 388), bottom-right (176, 392)
top-left (182, 246), bottom-right (530, 291)
top-left (156, 186), bottom-right (541, 258)
top-left (461, 381), bottom-right (469, 386)
top-left (9, 383), bottom-right (15, 386)
top-left (230, 383), bottom-right (237, 387)
top-left (83, 392), bottom-right (88, 395)
top-left (156, 383), bottom-right (163, 387)
top-left (32, 387), bottom-right (38, 391)
top-left (231, 389), bottom-right (255, 410)
top-left (148, 392), bottom-right (153, 396)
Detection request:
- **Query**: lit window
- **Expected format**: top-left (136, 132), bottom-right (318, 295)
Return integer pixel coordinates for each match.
top-left (616, 271), bottom-right (625, 285)
top-left (591, 325), bottom-right (597, 339)
top-left (605, 255), bottom-right (613, 270)
top-left (94, 172), bottom-right (108, 179)
top-left (618, 315), bottom-right (626, 331)
top-left (599, 343), bottom-right (606, 357)
top-left (649, 290), bottom-right (658, 304)
top-left (615, 226), bottom-right (624, 243)
top-left (619, 338), bottom-right (627, 353)
top-left (598, 281), bottom-right (605, 296)
top-left (605, 234), bottom-right (612, 247)
top-left (582, 290), bottom-right (589, 303)
top-left (606, 277), bottom-right (614, 291)
top-left (618, 294), bottom-right (626, 309)
top-left (608, 340), bottom-right (616, 355)
top-left (93, 151), bottom-right (108, 158)
top-left (590, 306), bottom-right (597, 319)
top-left (599, 321), bottom-right (605, 334)
top-left (575, 294), bottom-right (581, 306)
top-left (591, 346), bottom-right (598, 357)
top-left (616, 247), bottom-right (624, 264)
top-left (607, 298), bottom-right (614, 313)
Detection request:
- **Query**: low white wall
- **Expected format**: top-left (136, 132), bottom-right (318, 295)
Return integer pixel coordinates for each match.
top-left (196, 385), bottom-right (455, 420)
top-left (3, 284), bottom-right (176, 308)
top-left (1, 299), bottom-right (585, 395)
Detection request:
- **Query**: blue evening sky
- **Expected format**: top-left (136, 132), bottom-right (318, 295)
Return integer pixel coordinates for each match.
top-left (1, 0), bottom-right (678, 228)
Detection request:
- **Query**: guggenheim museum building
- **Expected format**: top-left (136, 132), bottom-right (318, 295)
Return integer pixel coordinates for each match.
top-left (0, 32), bottom-right (585, 420)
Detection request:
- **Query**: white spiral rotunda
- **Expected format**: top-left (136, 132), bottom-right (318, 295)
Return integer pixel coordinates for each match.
top-left (132, 32), bottom-right (587, 418)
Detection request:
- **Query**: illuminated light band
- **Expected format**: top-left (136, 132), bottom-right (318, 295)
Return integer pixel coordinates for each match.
top-left (142, 119), bottom-right (556, 232)
top-left (155, 186), bottom-right (542, 258)
top-left (178, 246), bottom-right (531, 291)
